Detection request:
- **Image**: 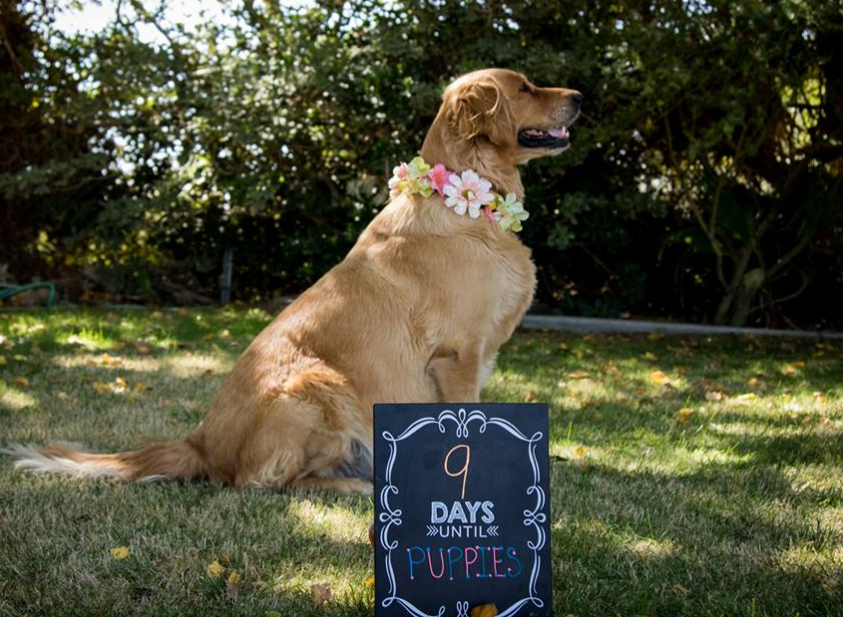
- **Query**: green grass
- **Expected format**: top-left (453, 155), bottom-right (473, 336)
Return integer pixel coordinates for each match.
top-left (1, 308), bottom-right (842, 617)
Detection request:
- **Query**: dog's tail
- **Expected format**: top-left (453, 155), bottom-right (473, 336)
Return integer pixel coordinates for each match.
top-left (2, 439), bottom-right (206, 482)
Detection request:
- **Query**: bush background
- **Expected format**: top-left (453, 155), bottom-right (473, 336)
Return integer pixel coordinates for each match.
top-left (1, 0), bottom-right (841, 327)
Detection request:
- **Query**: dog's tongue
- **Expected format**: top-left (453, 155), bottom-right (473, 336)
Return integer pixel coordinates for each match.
top-left (549, 127), bottom-right (569, 139)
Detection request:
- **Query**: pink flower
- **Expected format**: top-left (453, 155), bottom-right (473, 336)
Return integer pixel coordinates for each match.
top-left (427, 164), bottom-right (451, 197)
top-left (394, 162), bottom-right (409, 179)
top-left (443, 170), bottom-right (494, 218)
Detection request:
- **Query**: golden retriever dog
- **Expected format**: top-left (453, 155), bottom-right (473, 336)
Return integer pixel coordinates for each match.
top-left (5, 69), bottom-right (582, 494)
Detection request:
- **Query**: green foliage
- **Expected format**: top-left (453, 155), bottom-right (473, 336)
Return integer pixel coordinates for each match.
top-left (1, 0), bottom-right (841, 325)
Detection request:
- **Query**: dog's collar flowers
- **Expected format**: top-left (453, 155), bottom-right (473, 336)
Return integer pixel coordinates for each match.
top-left (389, 156), bottom-right (529, 233)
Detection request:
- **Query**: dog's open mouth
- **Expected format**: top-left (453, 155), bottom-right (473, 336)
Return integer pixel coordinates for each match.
top-left (517, 126), bottom-right (570, 149)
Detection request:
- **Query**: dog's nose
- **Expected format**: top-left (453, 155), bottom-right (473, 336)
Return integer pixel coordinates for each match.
top-left (571, 92), bottom-right (584, 108)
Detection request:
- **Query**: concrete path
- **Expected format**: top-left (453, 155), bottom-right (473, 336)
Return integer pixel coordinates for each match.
top-left (519, 315), bottom-right (843, 340)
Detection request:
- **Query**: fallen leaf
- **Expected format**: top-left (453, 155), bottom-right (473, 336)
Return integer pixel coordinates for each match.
top-left (676, 408), bottom-right (695, 424)
top-left (109, 546), bottom-right (130, 560)
top-left (133, 383), bottom-right (151, 393)
top-left (649, 371), bottom-right (669, 386)
top-left (672, 582), bottom-right (689, 594)
top-left (734, 392), bottom-right (757, 402)
top-left (813, 391), bottom-right (827, 403)
top-left (99, 353), bottom-right (123, 367)
top-left (92, 381), bottom-right (111, 394)
top-left (524, 390), bottom-right (539, 403)
top-left (57, 391), bottom-right (69, 400)
top-left (311, 582), bottom-right (333, 606)
top-left (115, 376), bottom-right (127, 388)
top-left (206, 560), bottom-right (225, 578)
top-left (567, 370), bottom-right (590, 380)
top-left (135, 342), bottom-right (153, 355)
top-left (225, 572), bottom-right (240, 600)
top-left (471, 603), bottom-right (499, 617)
top-left (795, 360), bottom-right (806, 367)
top-left (364, 576), bottom-right (375, 588)
top-left (604, 363), bottom-right (622, 376)
top-left (705, 390), bottom-right (725, 402)
top-left (747, 377), bottom-right (759, 387)
top-left (203, 369), bottom-right (215, 377)
top-left (642, 352), bottom-right (658, 361)
top-left (573, 445), bottom-right (586, 459)
top-left (12, 376), bottom-right (29, 387)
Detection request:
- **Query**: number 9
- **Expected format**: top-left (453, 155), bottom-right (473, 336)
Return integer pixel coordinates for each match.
top-left (444, 444), bottom-right (471, 499)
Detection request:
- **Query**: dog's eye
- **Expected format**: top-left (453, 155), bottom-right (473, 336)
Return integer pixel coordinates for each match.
top-left (518, 84), bottom-right (531, 93)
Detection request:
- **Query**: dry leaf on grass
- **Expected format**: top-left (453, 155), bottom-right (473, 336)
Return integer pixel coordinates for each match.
top-left (604, 363), bottom-right (622, 376)
top-left (206, 560), bottom-right (225, 578)
top-left (672, 582), bottom-right (689, 594)
top-left (99, 353), bottom-right (123, 367)
top-left (567, 370), bottom-right (590, 380)
top-left (573, 445), bottom-right (586, 459)
top-left (109, 546), bottom-right (130, 560)
top-left (364, 576), bottom-right (375, 588)
top-left (648, 371), bottom-right (669, 386)
top-left (524, 390), bottom-right (539, 403)
top-left (676, 408), bottom-right (695, 424)
top-left (705, 390), bottom-right (725, 402)
top-left (12, 376), bottom-right (29, 387)
top-left (310, 582), bottom-right (333, 606)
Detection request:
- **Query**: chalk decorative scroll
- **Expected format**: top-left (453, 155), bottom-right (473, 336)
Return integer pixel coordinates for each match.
top-left (378, 408), bottom-right (547, 617)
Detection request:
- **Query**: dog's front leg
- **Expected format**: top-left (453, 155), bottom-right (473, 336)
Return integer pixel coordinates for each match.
top-left (427, 346), bottom-right (482, 402)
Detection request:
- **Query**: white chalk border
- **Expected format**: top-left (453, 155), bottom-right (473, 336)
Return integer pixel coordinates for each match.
top-left (378, 408), bottom-right (547, 617)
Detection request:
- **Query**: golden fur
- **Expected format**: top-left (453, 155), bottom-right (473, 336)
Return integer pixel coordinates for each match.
top-left (6, 69), bottom-right (582, 494)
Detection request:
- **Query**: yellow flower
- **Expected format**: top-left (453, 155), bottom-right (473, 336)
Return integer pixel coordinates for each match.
top-left (226, 571), bottom-right (240, 586)
top-left (109, 546), bottom-right (130, 560)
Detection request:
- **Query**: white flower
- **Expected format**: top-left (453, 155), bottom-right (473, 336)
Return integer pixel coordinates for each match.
top-left (443, 170), bottom-right (494, 218)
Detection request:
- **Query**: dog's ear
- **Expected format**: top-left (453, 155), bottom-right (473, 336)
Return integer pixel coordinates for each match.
top-left (445, 79), bottom-right (515, 145)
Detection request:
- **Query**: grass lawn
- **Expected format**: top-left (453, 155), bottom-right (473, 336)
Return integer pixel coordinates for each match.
top-left (1, 308), bottom-right (842, 617)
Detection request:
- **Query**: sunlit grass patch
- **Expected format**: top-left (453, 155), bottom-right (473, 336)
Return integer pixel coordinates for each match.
top-left (0, 380), bottom-right (38, 411)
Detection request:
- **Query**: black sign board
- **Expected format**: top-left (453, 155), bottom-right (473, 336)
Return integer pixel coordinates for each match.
top-left (373, 404), bottom-right (552, 617)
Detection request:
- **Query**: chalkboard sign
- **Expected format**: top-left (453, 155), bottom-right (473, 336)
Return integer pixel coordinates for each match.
top-left (373, 404), bottom-right (552, 617)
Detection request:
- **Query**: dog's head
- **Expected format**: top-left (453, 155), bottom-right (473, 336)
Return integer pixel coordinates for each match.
top-left (441, 68), bottom-right (582, 164)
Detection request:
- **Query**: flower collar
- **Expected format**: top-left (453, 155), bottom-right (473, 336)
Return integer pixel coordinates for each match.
top-left (388, 156), bottom-right (529, 233)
